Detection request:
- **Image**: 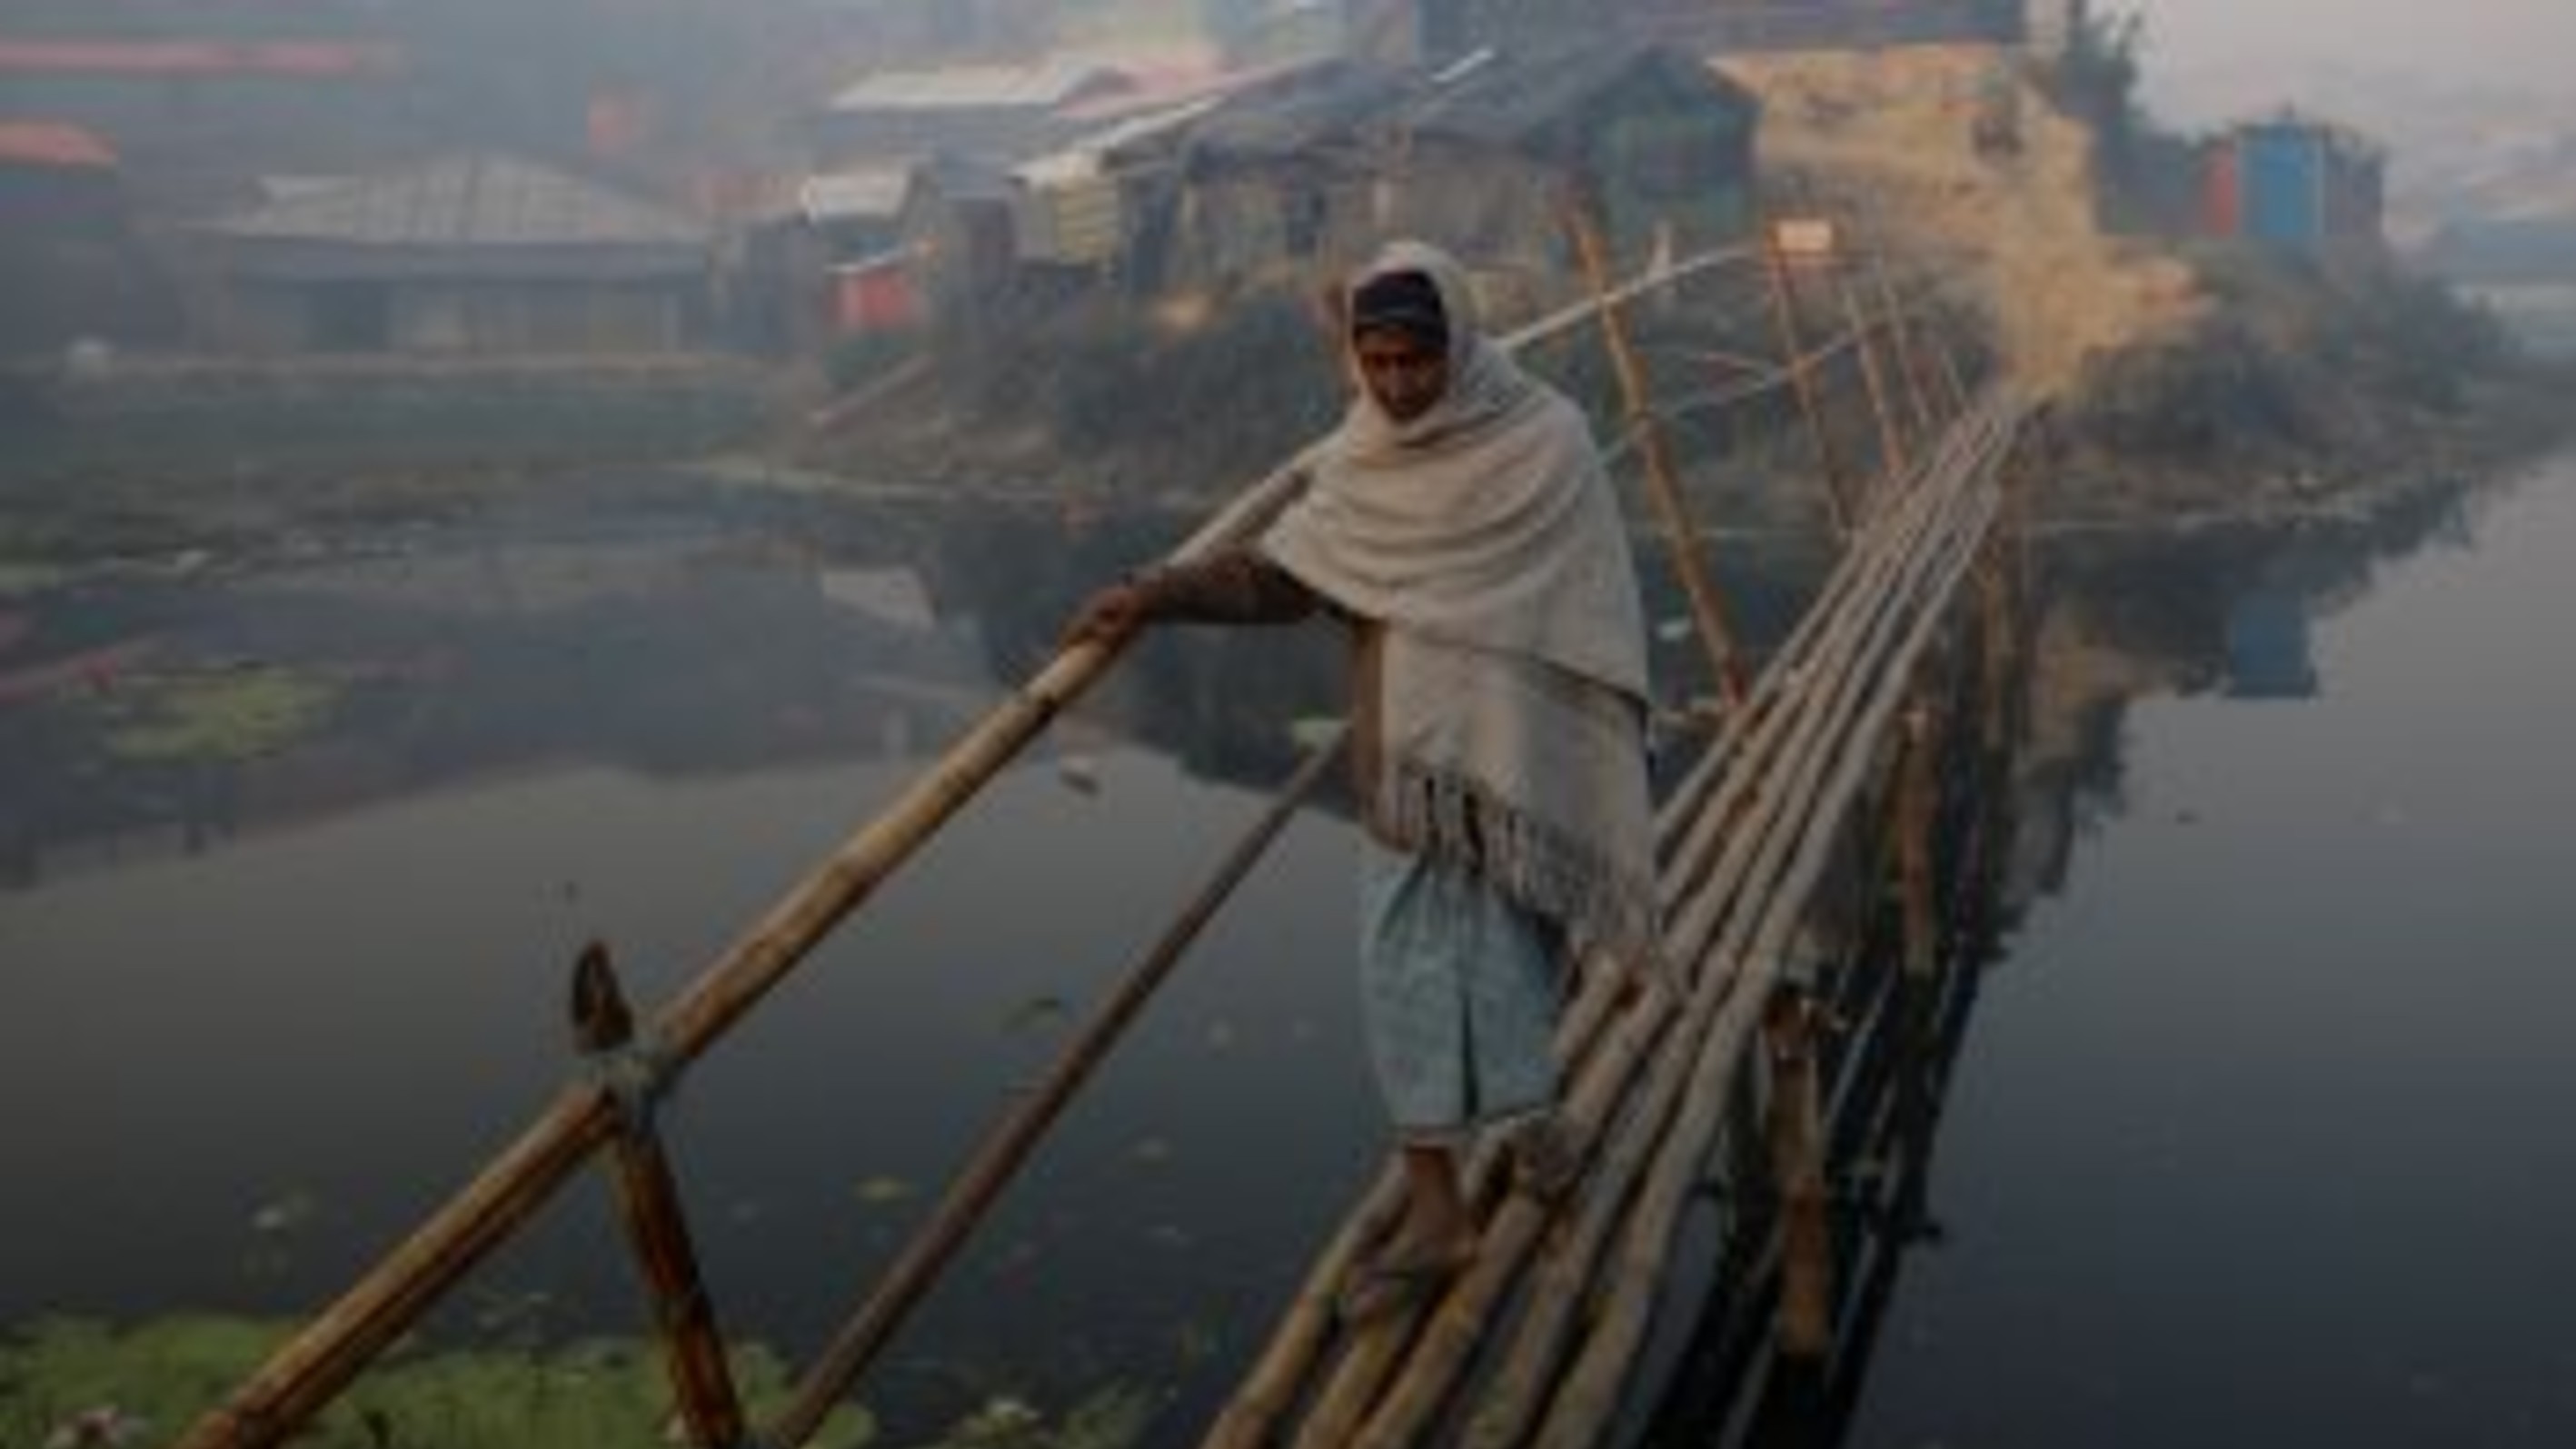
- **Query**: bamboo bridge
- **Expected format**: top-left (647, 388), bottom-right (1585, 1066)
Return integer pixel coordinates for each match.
top-left (170, 218), bottom-right (2036, 1449)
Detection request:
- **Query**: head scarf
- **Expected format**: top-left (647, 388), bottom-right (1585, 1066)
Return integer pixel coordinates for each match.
top-left (1261, 241), bottom-right (1658, 957)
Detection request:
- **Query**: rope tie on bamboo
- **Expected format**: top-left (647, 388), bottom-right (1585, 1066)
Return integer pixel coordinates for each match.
top-left (581, 1033), bottom-right (679, 1133)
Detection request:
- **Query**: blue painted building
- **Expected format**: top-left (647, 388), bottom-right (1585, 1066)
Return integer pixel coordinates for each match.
top-left (2202, 114), bottom-right (2385, 254)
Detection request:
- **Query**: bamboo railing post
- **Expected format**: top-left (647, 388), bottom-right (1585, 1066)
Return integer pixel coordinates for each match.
top-left (1565, 194), bottom-right (1749, 708)
top-left (1835, 264), bottom-right (1910, 491)
top-left (1761, 223), bottom-right (1853, 536)
top-left (1763, 988), bottom-right (1835, 1364)
top-left (1870, 252), bottom-right (1940, 442)
top-left (1895, 706), bottom-right (1940, 983)
top-left (571, 942), bottom-right (748, 1449)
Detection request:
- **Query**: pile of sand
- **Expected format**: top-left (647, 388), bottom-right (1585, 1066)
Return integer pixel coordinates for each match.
top-left (1716, 45), bottom-right (2202, 400)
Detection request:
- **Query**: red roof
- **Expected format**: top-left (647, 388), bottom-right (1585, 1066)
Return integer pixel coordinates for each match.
top-left (0, 121), bottom-right (117, 170)
top-left (0, 39), bottom-right (403, 79)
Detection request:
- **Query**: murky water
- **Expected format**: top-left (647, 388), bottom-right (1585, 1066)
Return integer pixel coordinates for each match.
top-left (1836, 451), bottom-right (2576, 1448)
top-left (5, 450), bottom-right (2575, 1444)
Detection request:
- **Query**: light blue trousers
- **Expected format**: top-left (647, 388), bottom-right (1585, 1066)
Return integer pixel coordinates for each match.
top-left (1358, 839), bottom-right (1565, 1144)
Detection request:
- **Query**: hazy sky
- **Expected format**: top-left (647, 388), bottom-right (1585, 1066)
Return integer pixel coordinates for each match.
top-left (2132, 0), bottom-right (2576, 113)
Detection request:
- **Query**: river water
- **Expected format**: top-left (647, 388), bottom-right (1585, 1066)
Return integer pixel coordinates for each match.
top-left (3, 448), bottom-right (2573, 1445)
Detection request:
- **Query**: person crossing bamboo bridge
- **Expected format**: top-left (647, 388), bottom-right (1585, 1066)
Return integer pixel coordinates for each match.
top-left (1066, 239), bottom-right (1663, 1325)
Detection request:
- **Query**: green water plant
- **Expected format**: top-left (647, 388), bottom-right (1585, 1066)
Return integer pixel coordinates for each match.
top-left (94, 668), bottom-right (341, 765)
top-left (0, 1315), bottom-right (873, 1448)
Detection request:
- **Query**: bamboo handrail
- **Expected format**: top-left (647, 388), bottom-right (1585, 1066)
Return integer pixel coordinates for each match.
top-left (768, 730), bottom-right (1347, 1444)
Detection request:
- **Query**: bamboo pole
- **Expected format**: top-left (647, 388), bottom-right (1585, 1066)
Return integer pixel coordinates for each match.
top-left (1405, 400), bottom-right (2024, 1449)
top-left (1528, 449), bottom-right (2013, 1449)
top-left (1566, 196), bottom-right (1748, 707)
top-left (1763, 991), bottom-right (1833, 1362)
top-left (1835, 267), bottom-right (1910, 491)
top-left (1761, 229), bottom-right (1852, 536)
top-left (771, 732), bottom-right (1347, 1445)
top-left (1494, 399), bottom-right (2029, 1449)
top-left (1871, 253), bottom-right (1940, 443)
top-left (572, 943), bottom-right (748, 1449)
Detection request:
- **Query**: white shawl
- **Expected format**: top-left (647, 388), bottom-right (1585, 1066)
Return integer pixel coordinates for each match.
top-left (1261, 242), bottom-right (1658, 957)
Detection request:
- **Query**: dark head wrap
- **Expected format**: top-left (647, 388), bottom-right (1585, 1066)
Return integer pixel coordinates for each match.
top-left (1349, 268), bottom-right (1449, 354)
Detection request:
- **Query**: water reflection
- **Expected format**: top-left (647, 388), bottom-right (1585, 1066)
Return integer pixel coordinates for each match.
top-left (0, 452), bottom-right (2544, 1446)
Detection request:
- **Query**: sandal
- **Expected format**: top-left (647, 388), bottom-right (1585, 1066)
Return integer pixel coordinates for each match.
top-left (1504, 1115), bottom-right (1586, 1203)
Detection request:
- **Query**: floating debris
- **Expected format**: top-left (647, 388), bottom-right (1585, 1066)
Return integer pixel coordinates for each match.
top-left (854, 1176), bottom-right (919, 1207)
top-left (43, 1404), bottom-right (149, 1448)
top-left (1286, 715), bottom-right (1345, 751)
top-left (1000, 995), bottom-right (1071, 1035)
top-left (248, 1190), bottom-right (317, 1237)
top-left (1128, 1138), bottom-right (1174, 1167)
top-left (1056, 753), bottom-right (1103, 796)
top-left (1655, 616), bottom-right (1696, 644)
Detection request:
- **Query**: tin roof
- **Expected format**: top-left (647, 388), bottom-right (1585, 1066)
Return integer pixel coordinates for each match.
top-left (0, 121), bottom-right (118, 171)
top-left (203, 154), bottom-right (709, 251)
top-left (1404, 43), bottom-right (1756, 154)
top-left (826, 60), bottom-right (1132, 115)
top-left (0, 39), bottom-right (402, 79)
top-left (801, 165), bottom-right (916, 224)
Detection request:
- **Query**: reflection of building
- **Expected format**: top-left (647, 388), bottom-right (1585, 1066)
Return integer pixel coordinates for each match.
top-left (2223, 589), bottom-right (2320, 700)
top-left (188, 154), bottom-right (714, 354)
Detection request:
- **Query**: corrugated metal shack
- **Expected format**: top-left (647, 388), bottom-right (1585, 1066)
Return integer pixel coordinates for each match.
top-left (1108, 43), bottom-right (1758, 305)
top-left (190, 154), bottom-right (715, 355)
top-left (811, 61), bottom-right (1139, 168)
top-left (2200, 114), bottom-right (2385, 253)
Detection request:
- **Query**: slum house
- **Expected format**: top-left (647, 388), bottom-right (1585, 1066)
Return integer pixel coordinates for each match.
top-left (899, 153), bottom-right (1021, 337)
top-left (0, 121), bottom-right (173, 354)
top-left (187, 154), bottom-right (713, 355)
top-left (1108, 44), bottom-right (1757, 308)
top-left (2199, 114), bottom-right (2385, 254)
top-left (809, 61), bottom-right (1139, 169)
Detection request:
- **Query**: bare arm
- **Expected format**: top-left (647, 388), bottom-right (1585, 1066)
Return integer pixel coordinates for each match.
top-left (1060, 547), bottom-right (1318, 646)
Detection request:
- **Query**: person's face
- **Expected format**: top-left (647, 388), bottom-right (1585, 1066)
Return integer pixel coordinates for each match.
top-left (1354, 325), bottom-right (1450, 424)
